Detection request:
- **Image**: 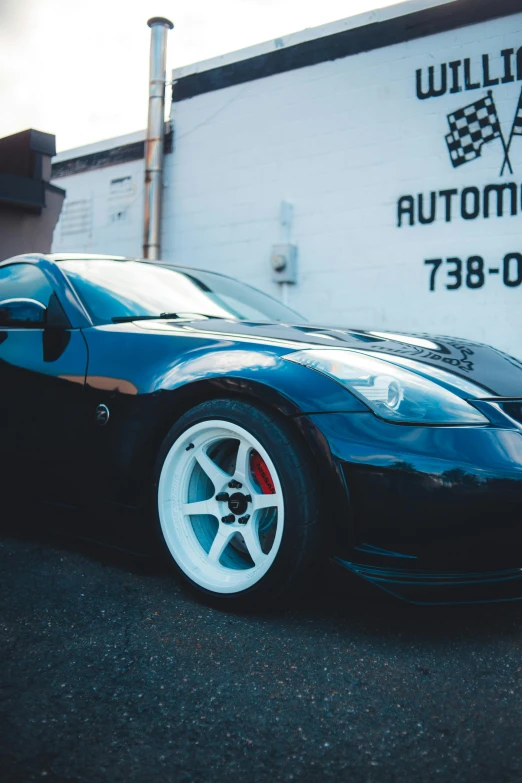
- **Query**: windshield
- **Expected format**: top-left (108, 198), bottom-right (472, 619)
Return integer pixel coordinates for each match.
top-left (58, 259), bottom-right (305, 325)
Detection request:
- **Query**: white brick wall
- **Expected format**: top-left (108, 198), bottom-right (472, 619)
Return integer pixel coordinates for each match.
top-left (52, 8), bottom-right (522, 359)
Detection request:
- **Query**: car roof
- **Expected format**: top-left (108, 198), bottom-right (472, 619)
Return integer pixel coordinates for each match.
top-left (1, 252), bottom-right (236, 283)
top-left (51, 253), bottom-right (239, 281)
top-left (50, 253), bottom-right (128, 262)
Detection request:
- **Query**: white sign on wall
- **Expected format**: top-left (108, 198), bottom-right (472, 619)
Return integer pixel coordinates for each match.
top-left (398, 45), bottom-right (522, 297)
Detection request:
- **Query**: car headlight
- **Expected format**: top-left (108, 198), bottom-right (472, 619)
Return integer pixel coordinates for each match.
top-left (284, 349), bottom-right (489, 425)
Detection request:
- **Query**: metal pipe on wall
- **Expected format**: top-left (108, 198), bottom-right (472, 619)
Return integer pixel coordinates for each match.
top-left (143, 16), bottom-right (173, 260)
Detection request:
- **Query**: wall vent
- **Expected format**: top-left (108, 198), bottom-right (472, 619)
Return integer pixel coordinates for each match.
top-left (60, 198), bottom-right (92, 237)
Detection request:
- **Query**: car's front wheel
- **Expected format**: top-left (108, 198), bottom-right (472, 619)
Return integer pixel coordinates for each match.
top-left (153, 399), bottom-right (321, 609)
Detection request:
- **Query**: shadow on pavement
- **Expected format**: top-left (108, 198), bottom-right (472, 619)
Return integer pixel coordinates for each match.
top-left (2, 506), bottom-right (522, 645)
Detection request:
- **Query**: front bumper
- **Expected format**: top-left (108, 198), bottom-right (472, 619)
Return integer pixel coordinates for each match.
top-left (307, 410), bottom-right (522, 603)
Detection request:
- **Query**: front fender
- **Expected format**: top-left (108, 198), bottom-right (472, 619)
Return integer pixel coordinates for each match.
top-left (154, 347), bottom-right (366, 415)
top-left (81, 327), bottom-right (362, 545)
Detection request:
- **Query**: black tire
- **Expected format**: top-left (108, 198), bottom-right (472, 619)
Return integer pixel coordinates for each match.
top-left (152, 398), bottom-right (322, 610)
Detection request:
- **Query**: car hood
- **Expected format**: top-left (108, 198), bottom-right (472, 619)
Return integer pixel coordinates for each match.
top-left (135, 318), bottom-right (522, 397)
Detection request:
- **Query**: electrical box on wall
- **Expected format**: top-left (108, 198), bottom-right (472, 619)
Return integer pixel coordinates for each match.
top-left (270, 243), bottom-right (297, 283)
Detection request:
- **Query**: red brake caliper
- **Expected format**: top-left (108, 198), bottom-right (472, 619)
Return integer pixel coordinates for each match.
top-left (250, 451), bottom-right (276, 494)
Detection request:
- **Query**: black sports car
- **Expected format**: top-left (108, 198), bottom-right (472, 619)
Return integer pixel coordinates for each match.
top-left (2, 253), bottom-right (522, 608)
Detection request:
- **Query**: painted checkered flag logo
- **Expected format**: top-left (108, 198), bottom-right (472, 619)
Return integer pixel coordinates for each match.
top-left (500, 87), bottom-right (522, 176)
top-left (445, 90), bottom-right (510, 171)
top-left (510, 89), bottom-right (522, 138)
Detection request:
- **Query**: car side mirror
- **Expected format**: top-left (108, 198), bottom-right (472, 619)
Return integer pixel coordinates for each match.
top-left (0, 298), bottom-right (47, 328)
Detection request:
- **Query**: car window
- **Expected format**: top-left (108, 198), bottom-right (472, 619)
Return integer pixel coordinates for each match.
top-left (0, 264), bottom-right (54, 307)
top-left (58, 259), bottom-right (305, 325)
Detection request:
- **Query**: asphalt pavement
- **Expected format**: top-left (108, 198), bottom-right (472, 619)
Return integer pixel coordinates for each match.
top-left (2, 522), bottom-right (522, 783)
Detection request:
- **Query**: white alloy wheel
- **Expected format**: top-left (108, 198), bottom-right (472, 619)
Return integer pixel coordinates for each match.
top-left (157, 419), bottom-right (284, 594)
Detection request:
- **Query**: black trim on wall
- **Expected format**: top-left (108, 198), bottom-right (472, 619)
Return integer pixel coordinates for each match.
top-left (29, 130), bottom-right (57, 158)
top-left (45, 182), bottom-right (66, 197)
top-left (52, 140), bottom-right (145, 179)
top-left (51, 131), bottom-right (173, 178)
top-left (0, 173), bottom-right (45, 212)
top-left (172, 0), bottom-right (520, 102)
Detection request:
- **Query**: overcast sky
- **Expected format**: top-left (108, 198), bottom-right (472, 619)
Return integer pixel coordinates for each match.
top-left (0, 0), bottom-right (403, 152)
